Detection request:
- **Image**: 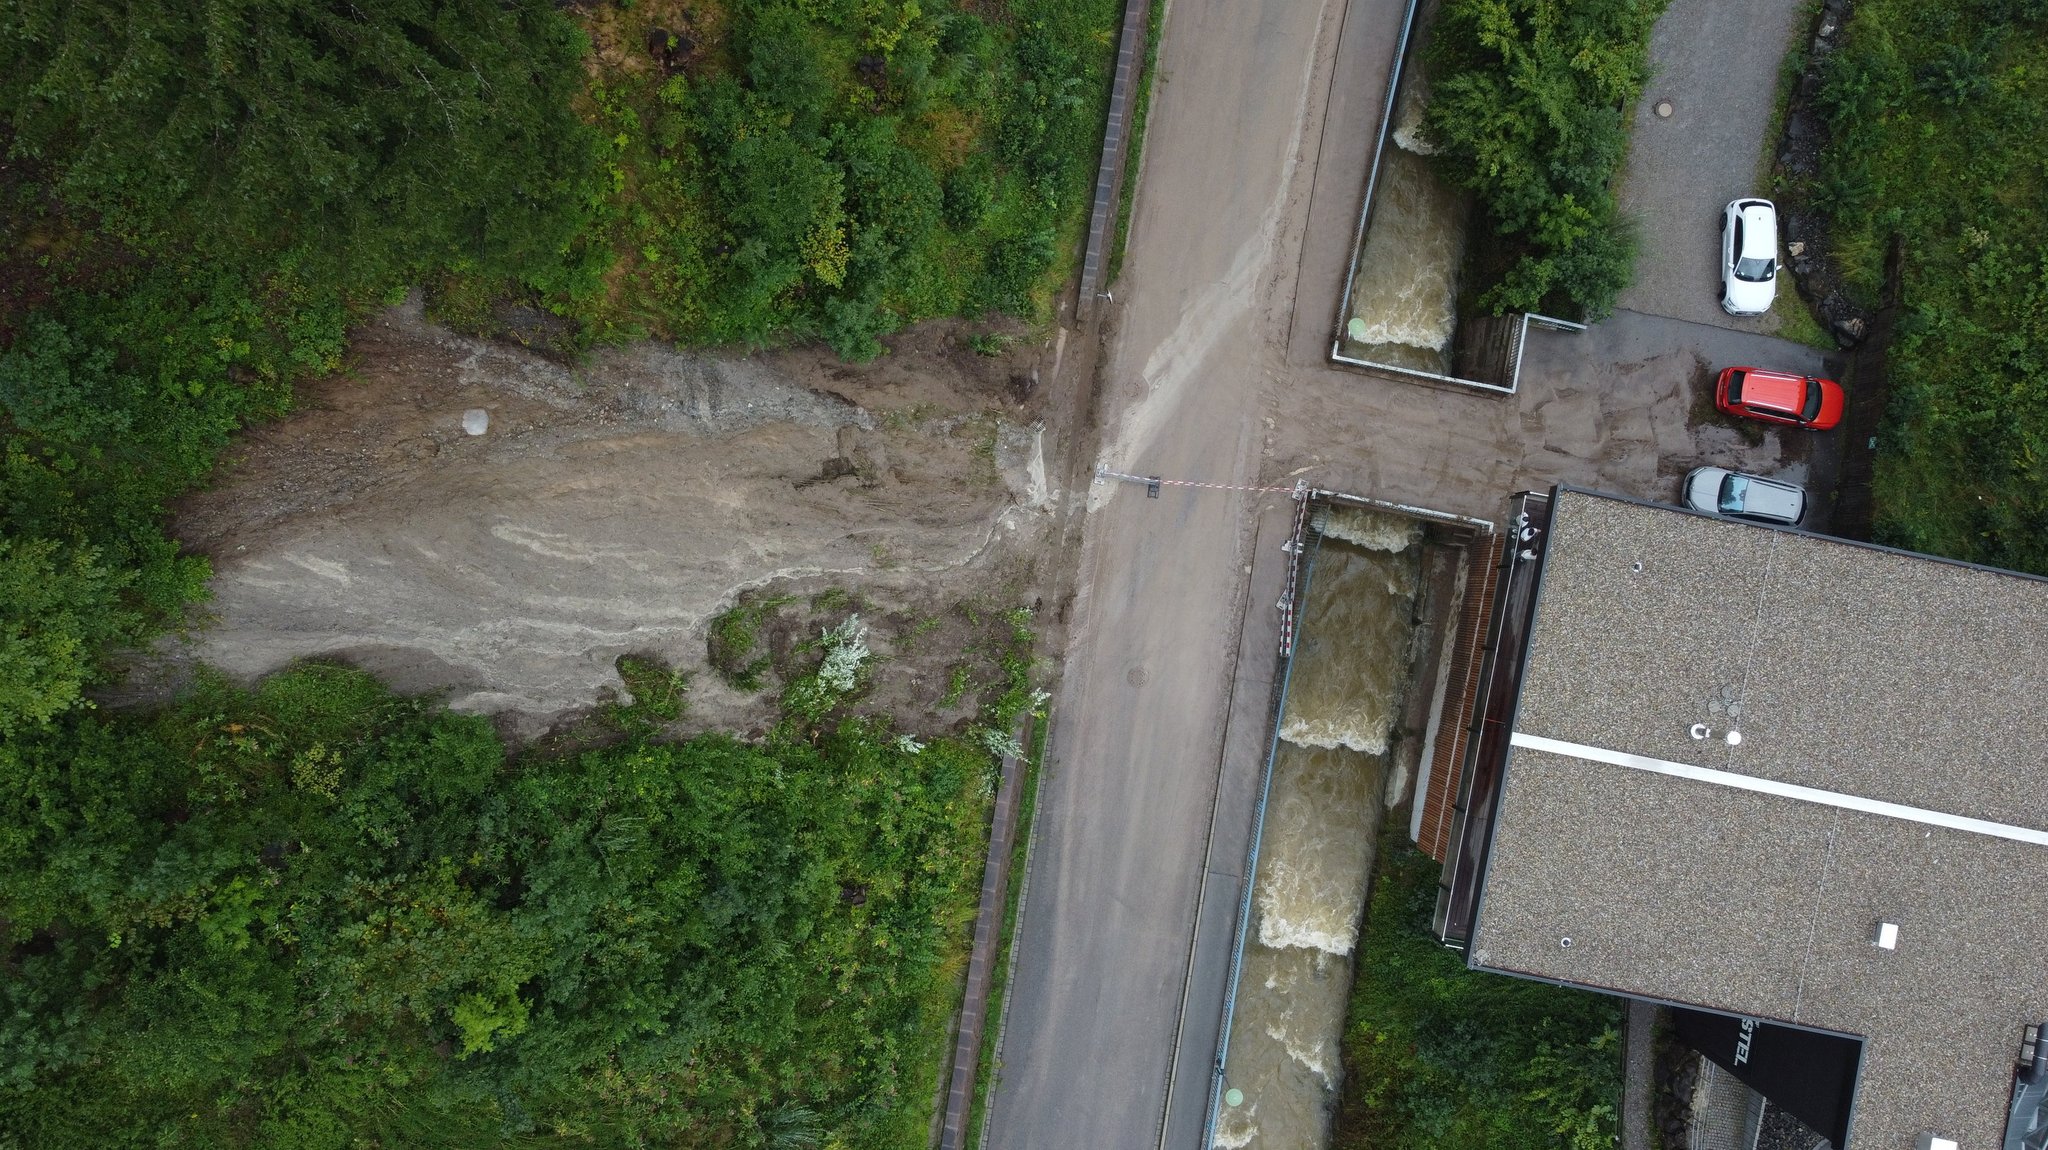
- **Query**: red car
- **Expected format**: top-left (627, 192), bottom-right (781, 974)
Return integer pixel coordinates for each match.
top-left (1714, 366), bottom-right (1844, 430)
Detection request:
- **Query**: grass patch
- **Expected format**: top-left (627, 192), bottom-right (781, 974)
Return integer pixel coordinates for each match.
top-left (1770, 289), bottom-right (1836, 351)
top-left (1795, 0), bottom-right (2048, 572)
top-left (707, 593), bottom-right (798, 690)
top-left (1329, 831), bottom-right (1623, 1150)
top-left (941, 661), bottom-right (977, 708)
top-left (606, 652), bottom-right (691, 734)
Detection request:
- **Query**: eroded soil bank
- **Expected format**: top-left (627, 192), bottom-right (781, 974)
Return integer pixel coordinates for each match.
top-left (149, 299), bottom-right (1090, 736)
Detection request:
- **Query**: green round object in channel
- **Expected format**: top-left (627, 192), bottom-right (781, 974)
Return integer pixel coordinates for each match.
top-left (1224, 1088), bottom-right (1244, 1107)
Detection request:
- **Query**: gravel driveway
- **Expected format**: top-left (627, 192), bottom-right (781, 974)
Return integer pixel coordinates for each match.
top-left (1614, 0), bottom-right (1814, 331)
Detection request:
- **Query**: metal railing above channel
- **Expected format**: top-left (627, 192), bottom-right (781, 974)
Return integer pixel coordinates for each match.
top-left (1327, 0), bottom-right (1589, 395)
top-left (1331, 310), bottom-right (1589, 396)
top-left (1199, 492), bottom-right (1495, 1150)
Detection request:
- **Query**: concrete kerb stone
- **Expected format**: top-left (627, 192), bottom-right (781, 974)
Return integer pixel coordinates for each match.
top-left (938, 712), bottom-right (1038, 1150)
top-left (974, 712), bottom-right (1049, 1150)
top-left (1077, 0), bottom-right (1154, 323)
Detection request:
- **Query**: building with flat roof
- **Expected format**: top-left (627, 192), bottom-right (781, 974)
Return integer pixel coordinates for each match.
top-left (1432, 486), bottom-right (2048, 1150)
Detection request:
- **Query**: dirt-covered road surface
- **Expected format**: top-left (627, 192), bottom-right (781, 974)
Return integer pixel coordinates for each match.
top-left (161, 300), bottom-right (1080, 735)
top-left (985, 0), bottom-right (1831, 1145)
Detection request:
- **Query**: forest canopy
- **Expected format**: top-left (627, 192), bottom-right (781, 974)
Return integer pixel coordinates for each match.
top-left (0, 631), bottom-right (1027, 1147)
top-left (0, 0), bottom-right (1117, 734)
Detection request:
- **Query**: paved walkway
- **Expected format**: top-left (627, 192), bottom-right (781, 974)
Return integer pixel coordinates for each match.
top-left (1615, 0), bottom-right (1816, 332)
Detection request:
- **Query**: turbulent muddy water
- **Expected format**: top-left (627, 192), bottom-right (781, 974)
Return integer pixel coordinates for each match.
top-left (1213, 509), bottom-right (1423, 1149)
top-left (1340, 58), bottom-right (1467, 373)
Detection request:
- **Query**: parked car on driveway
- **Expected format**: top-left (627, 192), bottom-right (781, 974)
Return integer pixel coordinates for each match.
top-left (1715, 365), bottom-right (1844, 430)
top-left (1684, 466), bottom-right (1807, 526)
top-left (1721, 198), bottom-right (1778, 316)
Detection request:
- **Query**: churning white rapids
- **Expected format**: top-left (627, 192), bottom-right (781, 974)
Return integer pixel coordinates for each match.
top-left (1213, 510), bottom-right (1423, 1149)
top-left (1341, 55), bottom-right (1466, 372)
top-left (1278, 509), bottom-right (1421, 754)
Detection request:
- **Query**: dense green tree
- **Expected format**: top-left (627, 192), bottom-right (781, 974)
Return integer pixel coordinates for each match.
top-left (0, 0), bottom-right (605, 297)
top-left (0, 655), bottom-right (1002, 1147)
top-left (1422, 0), bottom-right (1667, 318)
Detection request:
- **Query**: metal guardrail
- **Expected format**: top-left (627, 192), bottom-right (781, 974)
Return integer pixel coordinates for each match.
top-left (1329, 0), bottom-right (1424, 363)
top-left (1077, 0), bottom-right (1154, 322)
top-left (1200, 527), bottom-right (1320, 1150)
top-left (1334, 311), bottom-right (1588, 396)
top-left (938, 712), bottom-right (1038, 1150)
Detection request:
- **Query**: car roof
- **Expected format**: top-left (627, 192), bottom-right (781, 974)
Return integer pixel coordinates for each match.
top-left (1735, 367), bottom-right (1805, 414)
top-left (1738, 203), bottom-right (1777, 258)
top-left (1738, 475), bottom-right (1803, 516)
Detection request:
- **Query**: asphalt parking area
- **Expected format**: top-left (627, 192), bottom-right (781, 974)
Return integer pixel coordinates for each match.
top-left (1613, 0), bottom-right (1814, 333)
top-left (1515, 310), bottom-right (1847, 531)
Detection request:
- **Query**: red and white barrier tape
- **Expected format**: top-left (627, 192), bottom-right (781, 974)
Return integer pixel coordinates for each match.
top-left (1094, 466), bottom-right (1307, 495)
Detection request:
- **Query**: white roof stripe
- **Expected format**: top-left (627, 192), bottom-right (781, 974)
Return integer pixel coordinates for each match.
top-left (1510, 731), bottom-right (2048, 848)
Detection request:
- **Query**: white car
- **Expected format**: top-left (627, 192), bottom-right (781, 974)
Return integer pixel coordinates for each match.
top-left (1684, 466), bottom-right (1806, 526)
top-left (1720, 198), bottom-right (1778, 316)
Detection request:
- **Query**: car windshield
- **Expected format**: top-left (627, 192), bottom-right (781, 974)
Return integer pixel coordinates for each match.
top-left (1802, 380), bottom-right (1823, 422)
top-left (1719, 475), bottom-right (1749, 514)
top-left (1735, 255), bottom-right (1776, 282)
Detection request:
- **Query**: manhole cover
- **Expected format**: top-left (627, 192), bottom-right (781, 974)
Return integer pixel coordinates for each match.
top-left (1654, 99), bottom-right (1675, 119)
top-left (1127, 666), bottom-right (1149, 687)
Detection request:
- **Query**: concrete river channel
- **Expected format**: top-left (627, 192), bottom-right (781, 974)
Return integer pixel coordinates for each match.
top-left (1209, 506), bottom-right (1433, 1149)
top-left (1337, 26), bottom-right (1469, 375)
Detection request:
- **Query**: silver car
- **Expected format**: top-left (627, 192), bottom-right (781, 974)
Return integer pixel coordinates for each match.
top-left (1720, 198), bottom-right (1778, 316)
top-left (1684, 466), bottom-right (1806, 526)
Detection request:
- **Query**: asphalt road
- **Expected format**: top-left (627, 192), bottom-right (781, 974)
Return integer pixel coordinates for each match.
top-left (1614, 0), bottom-right (1817, 331)
top-left (981, 1), bottom-right (1348, 1145)
top-left (985, 0), bottom-right (1842, 1144)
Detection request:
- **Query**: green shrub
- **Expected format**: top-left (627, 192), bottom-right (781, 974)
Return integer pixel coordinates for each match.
top-left (0, 662), bottom-right (995, 1147)
top-left (1422, 0), bottom-right (1669, 319)
top-left (574, 0), bottom-right (1118, 347)
top-left (1330, 835), bottom-right (1622, 1150)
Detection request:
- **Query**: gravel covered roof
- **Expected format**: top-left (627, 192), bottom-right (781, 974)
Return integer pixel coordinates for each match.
top-left (1470, 488), bottom-right (2048, 1150)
